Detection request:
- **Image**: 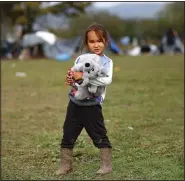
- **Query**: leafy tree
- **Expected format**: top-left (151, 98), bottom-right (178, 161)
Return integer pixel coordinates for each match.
top-left (66, 11), bottom-right (125, 40)
top-left (8, 2), bottom-right (92, 32)
top-left (0, 2), bottom-right (16, 17)
top-left (0, 2), bottom-right (18, 39)
top-left (157, 2), bottom-right (184, 37)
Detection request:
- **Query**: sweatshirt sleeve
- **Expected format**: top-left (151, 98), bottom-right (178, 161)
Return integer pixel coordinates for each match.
top-left (89, 59), bottom-right (113, 86)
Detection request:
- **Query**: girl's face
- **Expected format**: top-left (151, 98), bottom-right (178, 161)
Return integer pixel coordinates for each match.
top-left (87, 30), bottom-right (106, 56)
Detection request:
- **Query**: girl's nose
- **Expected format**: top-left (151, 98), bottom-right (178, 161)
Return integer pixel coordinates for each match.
top-left (94, 42), bottom-right (99, 47)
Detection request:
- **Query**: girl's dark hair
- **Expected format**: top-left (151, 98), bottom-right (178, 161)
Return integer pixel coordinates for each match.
top-left (80, 22), bottom-right (110, 53)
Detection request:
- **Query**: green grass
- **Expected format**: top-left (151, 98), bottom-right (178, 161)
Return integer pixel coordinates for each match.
top-left (1, 55), bottom-right (184, 180)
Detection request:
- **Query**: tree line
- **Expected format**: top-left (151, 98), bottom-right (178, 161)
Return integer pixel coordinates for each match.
top-left (1, 2), bottom-right (184, 41)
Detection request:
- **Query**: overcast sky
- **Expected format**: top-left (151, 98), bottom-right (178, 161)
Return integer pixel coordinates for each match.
top-left (93, 2), bottom-right (169, 8)
top-left (41, 1), bottom-right (169, 9)
top-left (93, 2), bottom-right (123, 8)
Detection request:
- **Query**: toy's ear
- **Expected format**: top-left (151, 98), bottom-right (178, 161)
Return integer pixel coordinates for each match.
top-left (79, 55), bottom-right (87, 63)
top-left (73, 63), bottom-right (83, 71)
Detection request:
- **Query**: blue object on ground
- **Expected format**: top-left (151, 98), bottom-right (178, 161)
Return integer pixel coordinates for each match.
top-left (56, 53), bottom-right (71, 61)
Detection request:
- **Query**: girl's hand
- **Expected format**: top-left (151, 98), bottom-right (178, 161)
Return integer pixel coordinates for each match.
top-left (73, 72), bottom-right (83, 80)
top-left (65, 74), bottom-right (74, 85)
top-left (65, 69), bottom-right (74, 86)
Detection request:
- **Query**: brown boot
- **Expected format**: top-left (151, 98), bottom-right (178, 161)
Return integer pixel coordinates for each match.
top-left (55, 148), bottom-right (73, 175)
top-left (96, 148), bottom-right (112, 174)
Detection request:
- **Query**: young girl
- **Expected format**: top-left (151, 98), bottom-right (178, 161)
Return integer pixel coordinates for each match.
top-left (56, 23), bottom-right (113, 175)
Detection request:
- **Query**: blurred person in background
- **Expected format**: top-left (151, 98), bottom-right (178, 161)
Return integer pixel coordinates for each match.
top-left (160, 28), bottom-right (184, 55)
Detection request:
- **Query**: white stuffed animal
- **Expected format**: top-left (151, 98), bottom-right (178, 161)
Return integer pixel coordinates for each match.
top-left (71, 54), bottom-right (108, 100)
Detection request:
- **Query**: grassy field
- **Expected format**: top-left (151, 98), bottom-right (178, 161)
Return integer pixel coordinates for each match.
top-left (1, 55), bottom-right (184, 180)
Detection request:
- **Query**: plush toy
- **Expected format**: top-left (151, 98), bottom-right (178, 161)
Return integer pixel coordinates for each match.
top-left (71, 54), bottom-right (108, 100)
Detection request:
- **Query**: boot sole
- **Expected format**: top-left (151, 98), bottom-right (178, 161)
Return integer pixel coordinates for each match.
top-left (55, 168), bottom-right (73, 175)
top-left (96, 169), bottom-right (112, 174)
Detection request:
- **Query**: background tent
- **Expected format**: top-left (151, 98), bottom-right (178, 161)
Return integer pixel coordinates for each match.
top-left (127, 44), bottom-right (159, 56)
top-left (20, 31), bottom-right (71, 60)
top-left (21, 33), bottom-right (46, 47)
top-left (55, 36), bottom-right (82, 56)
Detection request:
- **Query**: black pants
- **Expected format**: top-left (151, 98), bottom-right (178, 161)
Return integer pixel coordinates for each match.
top-left (61, 101), bottom-right (112, 149)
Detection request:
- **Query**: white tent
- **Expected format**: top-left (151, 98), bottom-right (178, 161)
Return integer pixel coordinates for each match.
top-left (128, 44), bottom-right (159, 56)
top-left (35, 31), bottom-right (57, 45)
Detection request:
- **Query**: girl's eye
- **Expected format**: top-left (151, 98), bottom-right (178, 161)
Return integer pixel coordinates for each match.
top-left (88, 40), bottom-right (102, 43)
top-left (92, 68), bottom-right (94, 71)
